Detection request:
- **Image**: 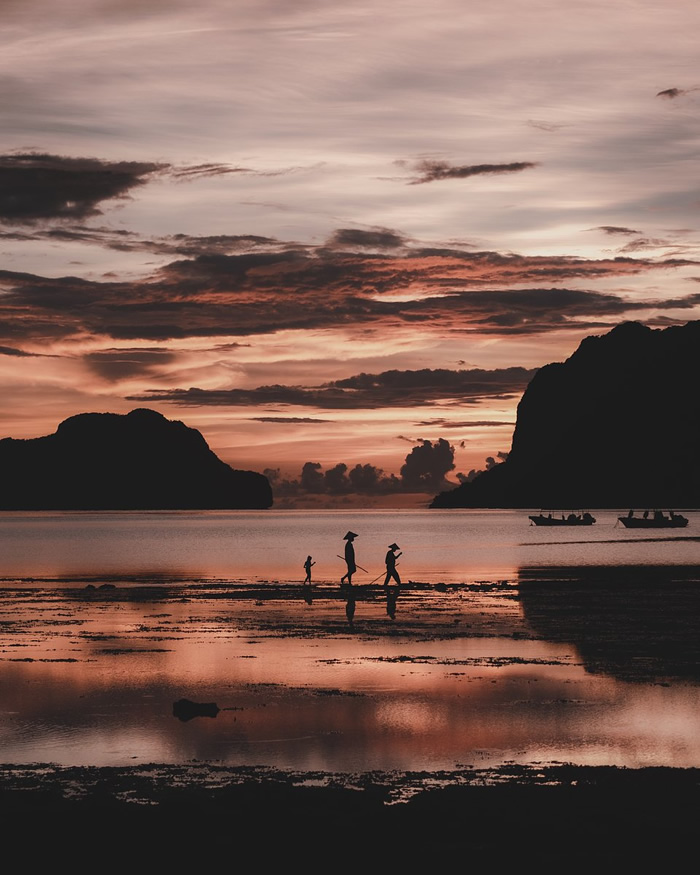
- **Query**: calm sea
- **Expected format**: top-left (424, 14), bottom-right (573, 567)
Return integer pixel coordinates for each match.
top-left (0, 508), bottom-right (697, 583)
top-left (1, 508), bottom-right (699, 773)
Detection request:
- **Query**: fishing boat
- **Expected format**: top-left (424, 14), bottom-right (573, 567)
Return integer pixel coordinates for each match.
top-left (618, 510), bottom-right (689, 528)
top-left (529, 511), bottom-right (596, 526)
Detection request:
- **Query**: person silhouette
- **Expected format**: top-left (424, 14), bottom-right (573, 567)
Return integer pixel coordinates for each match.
top-left (340, 531), bottom-right (358, 585)
top-left (383, 542), bottom-right (402, 587)
top-left (303, 555), bottom-right (315, 584)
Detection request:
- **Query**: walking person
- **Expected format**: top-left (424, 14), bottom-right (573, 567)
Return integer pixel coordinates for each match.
top-left (340, 531), bottom-right (358, 585)
top-left (383, 543), bottom-right (402, 587)
top-left (303, 555), bottom-right (315, 584)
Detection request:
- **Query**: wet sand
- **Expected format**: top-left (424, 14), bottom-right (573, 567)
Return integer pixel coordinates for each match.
top-left (1, 761), bottom-right (698, 863)
top-left (2, 568), bottom-right (700, 861)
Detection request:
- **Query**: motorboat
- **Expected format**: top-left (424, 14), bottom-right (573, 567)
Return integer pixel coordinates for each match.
top-left (618, 510), bottom-right (688, 528)
top-left (529, 511), bottom-right (596, 526)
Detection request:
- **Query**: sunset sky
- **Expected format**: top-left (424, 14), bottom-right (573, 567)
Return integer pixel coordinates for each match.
top-left (2, 0), bottom-right (700, 504)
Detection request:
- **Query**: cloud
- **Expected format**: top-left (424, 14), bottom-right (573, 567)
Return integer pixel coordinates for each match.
top-left (656, 88), bottom-right (687, 99)
top-left (127, 366), bottom-right (538, 409)
top-left (593, 226), bottom-right (641, 236)
top-left (1, 240), bottom-right (696, 347)
top-left (399, 438), bottom-right (455, 491)
top-left (0, 345), bottom-right (39, 357)
top-left (405, 159), bottom-right (538, 185)
top-left (250, 416), bottom-right (331, 423)
top-left (266, 440), bottom-right (459, 497)
top-left (326, 228), bottom-right (407, 249)
top-left (0, 153), bottom-right (165, 224)
top-left (415, 418), bottom-right (514, 428)
top-left (616, 237), bottom-right (670, 253)
top-left (81, 348), bottom-right (177, 381)
top-left (526, 119), bottom-right (568, 132)
top-left (169, 162), bottom-right (318, 181)
top-left (0, 150), bottom-right (316, 227)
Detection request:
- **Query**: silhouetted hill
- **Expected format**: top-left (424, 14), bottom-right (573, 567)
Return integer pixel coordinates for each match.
top-left (0, 408), bottom-right (273, 510)
top-left (431, 320), bottom-right (700, 508)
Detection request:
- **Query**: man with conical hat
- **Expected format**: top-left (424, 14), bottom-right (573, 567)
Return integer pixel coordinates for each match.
top-left (383, 542), bottom-right (402, 587)
top-left (340, 531), bottom-right (358, 585)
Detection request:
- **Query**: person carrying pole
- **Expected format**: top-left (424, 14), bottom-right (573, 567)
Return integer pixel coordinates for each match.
top-left (340, 531), bottom-right (359, 586)
top-left (383, 543), bottom-right (402, 587)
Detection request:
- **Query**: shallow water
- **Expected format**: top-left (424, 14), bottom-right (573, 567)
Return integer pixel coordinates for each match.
top-left (1, 509), bottom-right (699, 773)
top-left (1, 508), bottom-right (697, 582)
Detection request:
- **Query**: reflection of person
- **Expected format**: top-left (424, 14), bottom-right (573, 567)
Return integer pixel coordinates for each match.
top-left (383, 543), bottom-right (402, 587)
top-left (340, 532), bottom-right (358, 585)
top-left (341, 582), bottom-right (356, 626)
top-left (386, 586), bottom-right (398, 620)
top-left (303, 555), bottom-right (315, 584)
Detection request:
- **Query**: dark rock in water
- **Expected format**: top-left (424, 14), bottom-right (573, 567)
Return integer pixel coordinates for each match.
top-left (173, 698), bottom-right (220, 721)
top-left (431, 320), bottom-right (700, 508)
top-left (0, 407), bottom-right (272, 510)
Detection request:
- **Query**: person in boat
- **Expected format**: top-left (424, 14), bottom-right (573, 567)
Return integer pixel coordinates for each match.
top-left (628, 509), bottom-right (634, 518)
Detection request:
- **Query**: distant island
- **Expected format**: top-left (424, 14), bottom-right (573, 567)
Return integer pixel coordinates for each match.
top-left (431, 320), bottom-right (700, 509)
top-left (0, 408), bottom-right (272, 510)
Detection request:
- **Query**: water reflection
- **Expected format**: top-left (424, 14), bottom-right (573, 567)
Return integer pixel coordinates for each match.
top-left (386, 585), bottom-right (399, 620)
top-left (3, 558), bottom-right (700, 772)
top-left (518, 565), bottom-right (700, 683)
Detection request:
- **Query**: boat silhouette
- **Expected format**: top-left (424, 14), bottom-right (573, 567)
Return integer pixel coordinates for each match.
top-left (529, 510), bottom-right (596, 526)
top-left (618, 509), bottom-right (689, 528)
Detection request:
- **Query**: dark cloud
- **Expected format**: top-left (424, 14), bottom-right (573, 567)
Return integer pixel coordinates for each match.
top-left (82, 348), bottom-right (176, 381)
top-left (1, 225), bottom-right (281, 258)
top-left (399, 439), bottom-right (455, 492)
top-left (656, 88), bottom-right (686, 99)
top-left (326, 228), bottom-right (407, 249)
top-left (616, 237), bottom-right (669, 253)
top-left (405, 159), bottom-right (538, 185)
top-left (170, 162), bottom-right (321, 181)
top-left (0, 345), bottom-right (37, 357)
top-left (127, 366), bottom-right (537, 409)
top-left (415, 418), bottom-right (514, 428)
top-left (170, 163), bottom-right (255, 179)
top-left (593, 226), bottom-right (641, 236)
top-left (1, 243), bottom-right (696, 347)
top-left (266, 441), bottom-right (458, 497)
top-left (0, 153), bottom-right (165, 224)
top-left (250, 417), bottom-right (331, 423)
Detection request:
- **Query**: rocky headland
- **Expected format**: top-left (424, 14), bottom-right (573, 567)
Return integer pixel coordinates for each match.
top-left (432, 320), bottom-right (700, 508)
top-left (0, 407), bottom-right (272, 509)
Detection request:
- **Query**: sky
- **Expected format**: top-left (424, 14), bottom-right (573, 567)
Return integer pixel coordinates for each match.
top-left (2, 0), bottom-right (700, 506)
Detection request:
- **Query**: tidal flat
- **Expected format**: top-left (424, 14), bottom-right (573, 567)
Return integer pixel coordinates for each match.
top-left (1, 564), bottom-right (700, 862)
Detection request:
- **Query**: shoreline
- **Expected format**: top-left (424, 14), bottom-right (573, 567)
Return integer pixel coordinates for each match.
top-left (2, 762), bottom-right (699, 861)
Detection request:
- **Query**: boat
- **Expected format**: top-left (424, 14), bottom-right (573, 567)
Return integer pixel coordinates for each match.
top-left (529, 511), bottom-right (596, 526)
top-left (618, 510), bottom-right (689, 528)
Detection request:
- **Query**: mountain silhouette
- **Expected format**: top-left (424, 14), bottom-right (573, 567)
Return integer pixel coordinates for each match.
top-left (0, 408), bottom-right (273, 510)
top-left (431, 320), bottom-right (700, 508)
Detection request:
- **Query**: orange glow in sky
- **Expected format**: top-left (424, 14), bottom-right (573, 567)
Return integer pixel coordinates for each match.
top-left (2, 1), bottom-right (700, 503)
